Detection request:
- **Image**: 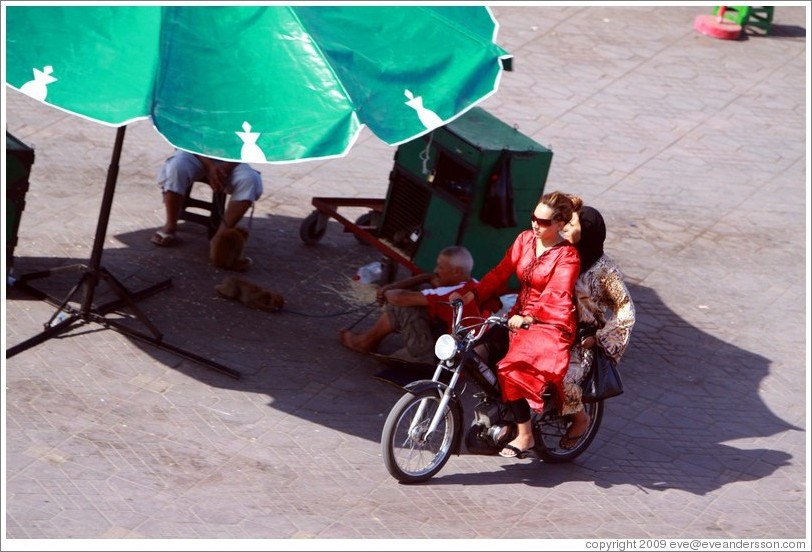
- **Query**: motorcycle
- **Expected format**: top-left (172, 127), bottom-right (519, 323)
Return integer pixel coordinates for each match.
top-left (381, 299), bottom-right (604, 483)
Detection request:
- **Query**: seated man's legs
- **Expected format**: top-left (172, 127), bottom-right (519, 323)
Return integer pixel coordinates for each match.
top-left (153, 155), bottom-right (262, 245)
top-left (154, 151), bottom-right (205, 241)
top-left (340, 304), bottom-right (435, 364)
top-left (388, 304), bottom-right (435, 363)
top-left (217, 163), bottom-right (263, 232)
top-left (339, 309), bottom-right (396, 354)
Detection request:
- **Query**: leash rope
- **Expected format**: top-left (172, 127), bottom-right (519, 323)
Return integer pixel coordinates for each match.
top-left (281, 301), bottom-right (378, 323)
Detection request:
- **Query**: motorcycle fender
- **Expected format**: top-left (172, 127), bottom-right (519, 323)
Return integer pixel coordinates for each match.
top-left (403, 379), bottom-right (450, 396)
top-left (402, 380), bottom-right (464, 456)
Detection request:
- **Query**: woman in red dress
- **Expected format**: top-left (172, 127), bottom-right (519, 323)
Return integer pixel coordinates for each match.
top-left (457, 191), bottom-right (580, 458)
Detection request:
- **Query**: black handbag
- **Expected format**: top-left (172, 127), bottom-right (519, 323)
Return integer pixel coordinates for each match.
top-left (581, 346), bottom-right (624, 403)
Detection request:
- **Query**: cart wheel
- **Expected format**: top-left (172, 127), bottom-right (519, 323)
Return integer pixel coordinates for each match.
top-left (381, 258), bottom-right (399, 284)
top-left (300, 211), bottom-right (328, 245)
top-left (353, 211), bottom-right (377, 245)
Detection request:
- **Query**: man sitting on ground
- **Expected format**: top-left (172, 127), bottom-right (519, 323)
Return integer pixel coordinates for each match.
top-left (339, 246), bottom-right (497, 364)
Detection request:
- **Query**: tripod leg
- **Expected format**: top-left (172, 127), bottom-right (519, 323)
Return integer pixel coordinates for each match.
top-left (43, 272), bottom-right (91, 327)
top-left (96, 278), bottom-right (172, 316)
top-left (15, 263), bottom-right (88, 284)
top-left (6, 312), bottom-right (82, 358)
top-left (6, 270), bottom-right (90, 358)
top-left (97, 267), bottom-right (163, 340)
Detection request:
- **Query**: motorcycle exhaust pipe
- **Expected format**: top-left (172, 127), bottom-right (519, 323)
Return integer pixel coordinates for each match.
top-left (487, 423), bottom-right (515, 446)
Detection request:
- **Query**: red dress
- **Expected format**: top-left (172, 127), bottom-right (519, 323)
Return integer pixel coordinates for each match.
top-left (473, 230), bottom-right (580, 412)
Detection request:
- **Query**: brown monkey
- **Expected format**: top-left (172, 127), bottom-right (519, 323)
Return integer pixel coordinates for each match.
top-left (210, 227), bottom-right (252, 271)
top-left (215, 276), bottom-right (284, 312)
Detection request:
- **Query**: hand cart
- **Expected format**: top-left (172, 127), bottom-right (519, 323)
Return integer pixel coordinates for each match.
top-left (299, 196), bottom-right (419, 282)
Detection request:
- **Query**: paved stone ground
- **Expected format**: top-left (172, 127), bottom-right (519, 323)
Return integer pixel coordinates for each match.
top-left (2, 4), bottom-right (809, 548)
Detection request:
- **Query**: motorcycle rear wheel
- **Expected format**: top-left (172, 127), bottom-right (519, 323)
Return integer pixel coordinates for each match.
top-left (382, 389), bottom-right (459, 483)
top-left (534, 399), bottom-right (604, 463)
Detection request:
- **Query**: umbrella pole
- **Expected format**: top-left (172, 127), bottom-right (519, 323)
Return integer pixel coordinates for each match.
top-left (6, 126), bottom-right (241, 380)
top-left (79, 123), bottom-right (127, 313)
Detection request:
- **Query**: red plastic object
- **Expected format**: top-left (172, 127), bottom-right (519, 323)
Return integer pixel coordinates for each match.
top-left (693, 13), bottom-right (742, 40)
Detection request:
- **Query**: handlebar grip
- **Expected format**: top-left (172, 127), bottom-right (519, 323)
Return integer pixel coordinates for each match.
top-left (493, 316), bottom-right (529, 330)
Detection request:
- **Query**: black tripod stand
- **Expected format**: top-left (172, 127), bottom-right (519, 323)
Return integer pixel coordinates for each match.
top-left (6, 126), bottom-right (241, 380)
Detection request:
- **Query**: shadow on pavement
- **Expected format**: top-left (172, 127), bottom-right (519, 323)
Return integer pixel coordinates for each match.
top-left (421, 283), bottom-right (799, 492)
top-left (759, 23), bottom-right (806, 38)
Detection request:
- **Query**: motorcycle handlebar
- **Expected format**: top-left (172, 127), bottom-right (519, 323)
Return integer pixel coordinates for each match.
top-left (486, 315), bottom-right (529, 330)
top-left (441, 300), bottom-right (529, 339)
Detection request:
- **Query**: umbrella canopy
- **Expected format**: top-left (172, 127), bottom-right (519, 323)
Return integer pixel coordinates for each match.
top-left (5, 5), bottom-right (511, 163)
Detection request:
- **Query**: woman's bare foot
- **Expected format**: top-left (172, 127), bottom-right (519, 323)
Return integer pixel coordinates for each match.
top-left (339, 329), bottom-right (373, 354)
top-left (560, 409), bottom-right (590, 450)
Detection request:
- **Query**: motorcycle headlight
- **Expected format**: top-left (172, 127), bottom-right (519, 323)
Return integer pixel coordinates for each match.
top-left (434, 334), bottom-right (459, 361)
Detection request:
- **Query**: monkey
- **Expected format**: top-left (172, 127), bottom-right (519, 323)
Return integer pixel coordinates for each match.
top-left (214, 275), bottom-right (284, 313)
top-left (209, 227), bottom-right (252, 272)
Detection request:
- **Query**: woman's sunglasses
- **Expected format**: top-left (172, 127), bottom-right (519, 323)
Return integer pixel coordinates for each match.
top-left (530, 214), bottom-right (555, 227)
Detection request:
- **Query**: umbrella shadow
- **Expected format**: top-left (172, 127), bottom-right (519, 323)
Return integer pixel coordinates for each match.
top-left (7, 217), bottom-right (800, 496)
top-left (9, 211), bottom-right (402, 442)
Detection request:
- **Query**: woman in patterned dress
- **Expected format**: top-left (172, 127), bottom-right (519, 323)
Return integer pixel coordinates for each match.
top-left (559, 204), bottom-right (636, 449)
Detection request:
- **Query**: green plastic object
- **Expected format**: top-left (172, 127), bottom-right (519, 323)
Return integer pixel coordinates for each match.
top-left (378, 107), bottom-right (553, 286)
top-left (712, 6), bottom-right (774, 33)
top-left (5, 132), bottom-right (35, 276)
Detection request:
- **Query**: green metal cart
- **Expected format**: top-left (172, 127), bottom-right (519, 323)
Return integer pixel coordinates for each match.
top-left (300, 107), bottom-right (553, 283)
top-left (6, 132), bottom-right (35, 279)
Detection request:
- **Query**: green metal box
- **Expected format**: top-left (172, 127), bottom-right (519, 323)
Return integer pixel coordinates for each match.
top-left (5, 132), bottom-right (35, 276)
top-left (377, 107), bottom-right (553, 282)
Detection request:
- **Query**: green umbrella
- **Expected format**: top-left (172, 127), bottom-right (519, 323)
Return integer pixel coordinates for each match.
top-left (6, 5), bottom-right (511, 163)
top-left (4, 5), bottom-right (511, 377)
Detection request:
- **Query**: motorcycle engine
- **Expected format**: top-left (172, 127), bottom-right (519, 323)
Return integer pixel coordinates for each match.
top-left (466, 399), bottom-right (515, 454)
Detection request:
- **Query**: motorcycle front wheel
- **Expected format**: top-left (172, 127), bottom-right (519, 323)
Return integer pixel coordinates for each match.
top-left (381, 389), bottom-right (460, 484)
top-left (534, 399), bottom-right (604, 463)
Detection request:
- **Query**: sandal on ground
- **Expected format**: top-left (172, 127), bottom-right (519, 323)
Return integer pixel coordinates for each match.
top-left (150, 230), bottom-right (176, 247)
top-left (499, 443), bottom-right (536, 459)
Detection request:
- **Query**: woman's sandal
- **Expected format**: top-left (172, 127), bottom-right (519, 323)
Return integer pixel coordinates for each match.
top-left (499, 443), bottom-right (536, 459)
top-left (559, 414), bottom-right (590, 450)
top-left (559, 431), bottom-right (586, 450)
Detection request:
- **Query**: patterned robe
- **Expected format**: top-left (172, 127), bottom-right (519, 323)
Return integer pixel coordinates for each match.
top-left (561, 254), bottom-right (636, 415)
